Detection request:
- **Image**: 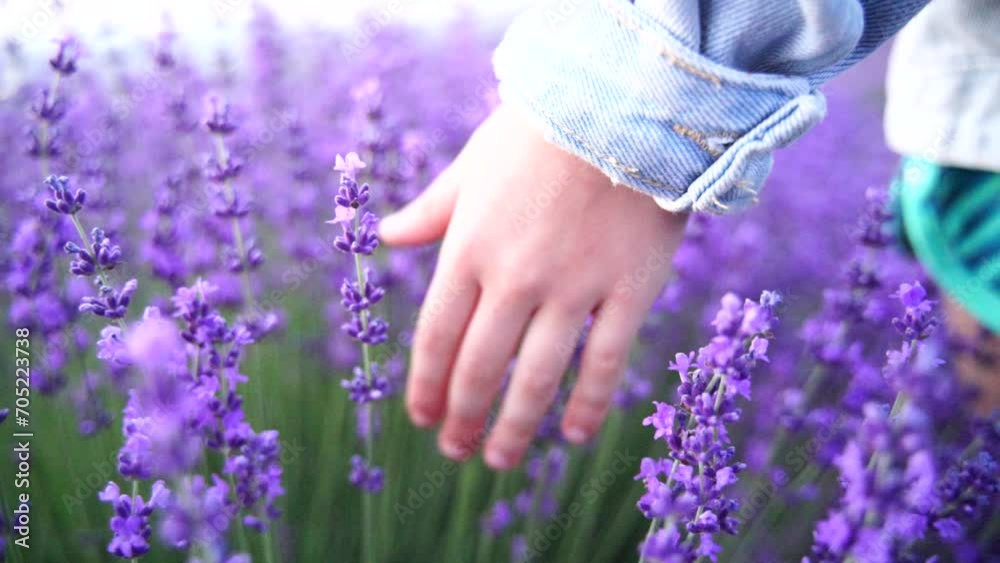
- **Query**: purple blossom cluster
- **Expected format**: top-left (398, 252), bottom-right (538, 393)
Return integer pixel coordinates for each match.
top-left (98, 480), bottom-right (169, 559)
top-left (45, 174), bottom-right (137, 321)
top-left (94, 280), bottom-right (285, 560)
top-left (636, 291), bottom-right (781, 563)
top-left (330, 152), bottom-right (390, 495)
top-left (805, 279), bottom-right (993, 562)
top-left (7, 36), bottom-right (290, 563)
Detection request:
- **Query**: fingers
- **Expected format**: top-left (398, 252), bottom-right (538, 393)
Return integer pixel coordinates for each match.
top-left (379, 166), bottom-right (459, 246)
top-left (437, 291), bottom-right (534, 461)
top-left (484, 304), bottom-right (591, 470)
top-left (561, 297), bottom-right (648, 444)
top-left (405, 267), bottom-right (479, 428)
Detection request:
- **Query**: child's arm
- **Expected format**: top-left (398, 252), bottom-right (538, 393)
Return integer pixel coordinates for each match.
top-left (379, 0), bottom-right (930, 470)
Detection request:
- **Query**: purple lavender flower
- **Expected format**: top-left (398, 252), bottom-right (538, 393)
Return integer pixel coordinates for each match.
top-left (44, 175), bottom-right (139, 322)
top-left (43, 175), bottom-right (86, 215)
top-left (25, 38), bottom-right (77, 165)
top-left (640, 527), bottom-right (696, 563)
top-left (0, 409), bottom-right (8, 425)
top-left (79, 279), bottom-right (139, 319)
top-left (116, 310), bottom-right (209, 478)
top-left (330, 153), bottom-right (379, 256)
top-left (890, 282), bottom-right (938, 344)
top-left (64, 228), bottom-right (122, 276)
top-left (141, 175), bottom-right (189, 286)
top-left (159, 474), bottom-right (235, 550)
top-left (348, 454), bottom-right (384, 493)
top-left (48, 37), bottom-right (80, 76)
top-left (927, 451), bottom-right (998, 544)
top-left (329, 152), bottom-right (389, 494)
top-left (98, 480), bottom-right (170, 559)
top-left (31, 88), bottom-right (66, 122)
top-left (157, 474), bottom-right (252, 563)
top-left (206, 154), bottom-right (245, 185)
top-left (614, 368), bottom-right (653, 410)
top-left (807, 403), bottom-right (939, 563)
top-left (636, 291), bottom-right (780, 562)
top-left (340, 275), bottom-right (385, 312)
top-left (481, 500), bottom-right (514, 537)
top-left (225, 429), bottom-right (285, 532)
top-left (807, 282), bottom-right (995, 562)
top-left (205, 97), bottom-right (237, 136)
top-left (203, 96), bottom-right (263, 308)
top-left (341, 365), bottom-right (389, 403)
top-left (333, 211), bottom-right (380, 256)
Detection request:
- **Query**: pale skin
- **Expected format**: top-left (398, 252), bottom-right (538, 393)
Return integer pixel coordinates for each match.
top-left (379, 104), bottom-right (688, 470)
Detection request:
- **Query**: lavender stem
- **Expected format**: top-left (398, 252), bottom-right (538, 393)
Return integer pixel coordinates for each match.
top-left (352, 229), bottom-right (377, 563)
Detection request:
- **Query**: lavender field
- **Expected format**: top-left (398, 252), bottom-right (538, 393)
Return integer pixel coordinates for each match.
top-left (0, 7), bottom-right (996, 563)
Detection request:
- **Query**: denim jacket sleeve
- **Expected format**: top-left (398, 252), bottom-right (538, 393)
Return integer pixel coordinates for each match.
top-left (492, 0), bottom-right (929, 214)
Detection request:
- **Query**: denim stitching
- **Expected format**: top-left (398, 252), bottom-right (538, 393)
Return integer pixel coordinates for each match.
top-left (671, 124), bottom-right (739, 157)
top-left (520, 95), bottom-right (682, 193)
top-left (601, 0), bottom-right (724, 87)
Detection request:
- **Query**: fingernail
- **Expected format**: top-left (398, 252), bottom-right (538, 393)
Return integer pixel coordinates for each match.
top-left (485, 448), bottom-right (513, 470)
top-left (564, 426), bottom-right (589, 445)
top-left (440, 440), bottom-right (466, 460)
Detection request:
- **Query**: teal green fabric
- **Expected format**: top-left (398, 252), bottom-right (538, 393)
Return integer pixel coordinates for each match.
top-left (894, 157), bottom-right (1000, 335)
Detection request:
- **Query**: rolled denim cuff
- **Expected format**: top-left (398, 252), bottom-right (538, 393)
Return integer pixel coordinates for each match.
top-left (493, 0), bottom-right (829, 215)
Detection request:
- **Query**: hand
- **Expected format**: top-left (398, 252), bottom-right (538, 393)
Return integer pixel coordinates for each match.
top-left (379, 105), bottom-right (688, 470)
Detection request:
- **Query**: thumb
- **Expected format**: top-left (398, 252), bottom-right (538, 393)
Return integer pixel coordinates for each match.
top-left (379, 166), bottom-right (459, 246)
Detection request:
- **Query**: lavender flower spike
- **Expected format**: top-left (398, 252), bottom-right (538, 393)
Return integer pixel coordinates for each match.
top-left (637, 290), bottom-right (781, 563)
top-left (330, 150), bottom-right (388, 563)
top-left (49, 36), bottom-right (80, 76)
top-left (98, 480), bottom-right (170, 559)
top-left (330, 151), bottom-right (390, 491)
top-left (44, 175), bottom-right (87, 215)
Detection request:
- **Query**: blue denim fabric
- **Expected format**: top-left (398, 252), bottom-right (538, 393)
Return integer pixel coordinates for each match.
top-left (492, 0), bottom-right (929, 214)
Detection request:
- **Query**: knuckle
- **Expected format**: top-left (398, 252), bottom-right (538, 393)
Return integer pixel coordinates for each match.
top-left (447, 404), bottom-right (481, 426)
top-left (588, 344), bottom-right (627, 377)
top-left (462, 369), bottom-right (495, 390)
top-left (501, 273), bottom-right (545, 302)
top-left (552, 290), bottom-right (593, 316)
top-left (452, 383), bottom-right (492, 415)
top-left (574, 387), bottom-right (609, 412)
top-left (414, 322), bottom-right (450, 356)
top-left (521, 372), bottom-right (559, 398)
top-left (499, 414), bottom-right (538, 440)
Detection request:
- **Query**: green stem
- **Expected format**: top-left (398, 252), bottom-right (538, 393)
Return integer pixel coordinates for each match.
top-left (262, 524), bottom-right (278, 563)
top-left (475, 473), bottom-right (508, 563)
top-left (524, 447), bottom-right (552, 541)
top-left (352, 222), bottom-right (377, 563)
top-left (38, 73), bottom-right (61, 179)
top-left (69, 212), bottom-right (127, 331)
top-left (764, 365), bottom-right (827, 466)
top-left (225, 463), bottom-right (252, 553)
top-left (129, 479), bottom-right (140, 563)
